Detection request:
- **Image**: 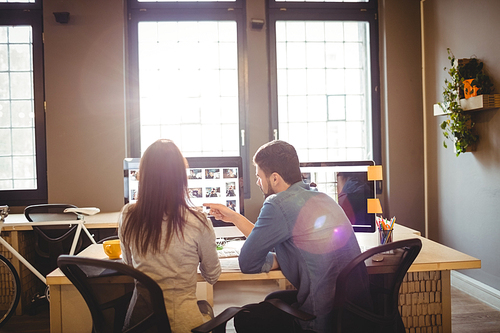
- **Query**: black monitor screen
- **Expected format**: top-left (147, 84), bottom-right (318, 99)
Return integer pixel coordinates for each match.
top-left (300, 161), bottom-right (376, 233)
top-left (124, 156), bottom-right (244, 229)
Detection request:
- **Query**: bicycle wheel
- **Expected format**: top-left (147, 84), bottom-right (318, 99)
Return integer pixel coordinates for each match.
top-left (0, 254), bottom-right (21, 328)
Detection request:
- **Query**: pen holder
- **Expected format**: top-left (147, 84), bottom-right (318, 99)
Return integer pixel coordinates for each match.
top-left (378, 229), bottom-right (393, 245)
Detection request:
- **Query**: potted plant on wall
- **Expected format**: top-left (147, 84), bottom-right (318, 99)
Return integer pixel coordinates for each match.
top-left (438, 49), bottom-right (493, 156)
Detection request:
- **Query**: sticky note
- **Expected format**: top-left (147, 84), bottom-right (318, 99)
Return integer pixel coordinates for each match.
top-left (367, 165), bottom-right (383, 181)
top-left (367, 198), bottom-right (383, 214)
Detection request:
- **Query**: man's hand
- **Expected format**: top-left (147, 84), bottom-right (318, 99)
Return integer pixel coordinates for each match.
top-left (271, 253), bottom-right (280, 270)
top-left (203, 203), bottom-right (255, 237)
top-left (203, 203), bottom-right (238, 223)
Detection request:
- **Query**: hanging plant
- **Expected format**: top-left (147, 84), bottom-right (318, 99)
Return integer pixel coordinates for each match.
top-left (457, 58), bottom-right (493, 98)
top-left (439, 49), bottom-right (479, 156)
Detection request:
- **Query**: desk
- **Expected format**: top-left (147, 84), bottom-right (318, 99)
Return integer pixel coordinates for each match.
top-left (0, 212), bottom-right (119, 314)
top-left (3, 212), bottom-right (120, 231)
top-left (46, 222), bottom-right (480, 333)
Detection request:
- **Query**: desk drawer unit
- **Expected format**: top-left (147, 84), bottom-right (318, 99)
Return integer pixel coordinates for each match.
top-left (400, 271), bottom-right (445, 333)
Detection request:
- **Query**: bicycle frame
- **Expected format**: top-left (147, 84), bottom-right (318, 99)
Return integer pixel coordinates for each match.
top-left (0, 206), bottom-right (97, 285)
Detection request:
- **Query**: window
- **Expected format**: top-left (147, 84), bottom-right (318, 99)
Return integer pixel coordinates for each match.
top-left (136, 20), bottom-right (240, 156)
top-left (268, 0), bottom-right (381, 164)
top-left (0, 1), bottom-right (36, 3)
top-left (127, 0), bottom-right (249, 195)
top-left (0, 2), bottom-right (46, 206)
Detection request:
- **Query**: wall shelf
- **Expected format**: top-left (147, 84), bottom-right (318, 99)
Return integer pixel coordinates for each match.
top-left (434, 94), bottom-right (500, 116)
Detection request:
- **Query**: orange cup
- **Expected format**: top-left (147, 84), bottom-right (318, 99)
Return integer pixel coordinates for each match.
top-left (103, 239), bottom-right (121, 259)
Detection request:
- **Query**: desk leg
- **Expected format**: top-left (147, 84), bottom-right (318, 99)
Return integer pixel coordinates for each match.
top-left (277, 279), bottom-right (286, 290)
top-left (9, 231), bottom-right (22, 316)
top-left (196, 282), bottom-right (214, 307)
top-left (49, 285), bottom-right (62, 333)
top-left (442, 270), bottom-right (451, 333)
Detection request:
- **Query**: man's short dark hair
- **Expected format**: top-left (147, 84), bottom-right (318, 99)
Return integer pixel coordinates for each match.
top-left (253, 140), bottom-right (303, 185)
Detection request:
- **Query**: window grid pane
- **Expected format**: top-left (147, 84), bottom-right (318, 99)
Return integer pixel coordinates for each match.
top-left (276, 20), bottom-right (371, 162)
top-left (0, 25), bottom-right (36, 190)
top-left (138, 21), bottom-right (239, 157)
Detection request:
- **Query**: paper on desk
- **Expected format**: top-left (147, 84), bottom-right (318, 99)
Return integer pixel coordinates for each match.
top-left (220, 257), bottom-right (240, 271)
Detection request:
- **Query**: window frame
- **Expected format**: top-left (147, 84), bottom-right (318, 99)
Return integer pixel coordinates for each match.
top-left (267, 0), bottom-right (381, 165)
top-left (128, 0), bottom-right (243, 10)
top-left (126, 0), bottom-right (251, 197)
top-left (0, 4), bottom-right (47, 207)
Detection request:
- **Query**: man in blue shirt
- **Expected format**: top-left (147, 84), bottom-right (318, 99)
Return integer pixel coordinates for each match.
top-left (205, 140), bottom-right (362, 333)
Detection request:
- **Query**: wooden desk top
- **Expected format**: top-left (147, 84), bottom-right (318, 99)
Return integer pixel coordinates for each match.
top-left (404, 235), bottom-right (480, 272)
top-left (46, 224), bottom-right (481, 286)
top-left (46, 243), bottom-right (286, 285)
top-left (2, 212), bottom-right (120, 231)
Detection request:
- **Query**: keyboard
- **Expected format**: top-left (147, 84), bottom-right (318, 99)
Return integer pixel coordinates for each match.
top-left (217, 247), bottom-right (239, 258)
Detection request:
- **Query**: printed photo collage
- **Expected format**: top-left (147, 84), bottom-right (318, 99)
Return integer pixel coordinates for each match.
top-left (127, 170), bottom-right (139, 204)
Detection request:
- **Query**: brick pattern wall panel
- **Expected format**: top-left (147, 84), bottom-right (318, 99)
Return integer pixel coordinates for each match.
top-left (400, 271), bottom-right (443, 333)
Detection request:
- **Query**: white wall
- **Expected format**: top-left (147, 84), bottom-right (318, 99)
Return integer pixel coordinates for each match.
top-left (423, 0), bottom-right (500, 291)
top-left (44, 0), bottom-right (127, 211)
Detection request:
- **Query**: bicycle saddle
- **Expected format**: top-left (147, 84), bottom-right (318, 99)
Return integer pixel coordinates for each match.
top-left (63, 207), bottom-right (100, 216)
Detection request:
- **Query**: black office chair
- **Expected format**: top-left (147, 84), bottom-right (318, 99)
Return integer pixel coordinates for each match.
top-left (57, 255), bottom-right (171, 333)
top-left (191, 294), bottom-right (315, 333)
top-left (193, 238), bottom-right (421, 333)
top-left (24, 204), bottom-right (85, 275)
top-left (332, 238), bottom-right (422, 333)
top-left (97, 235), bottom-right (120, 244)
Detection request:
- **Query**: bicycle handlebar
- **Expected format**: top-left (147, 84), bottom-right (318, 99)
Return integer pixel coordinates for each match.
top-left (0, 205), bottom-right (8, 222)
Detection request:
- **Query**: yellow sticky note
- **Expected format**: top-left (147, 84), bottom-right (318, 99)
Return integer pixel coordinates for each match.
top-left (367, 165), bottom-right (383, 181)
top-left (367, 198), bottom-right (383, 214)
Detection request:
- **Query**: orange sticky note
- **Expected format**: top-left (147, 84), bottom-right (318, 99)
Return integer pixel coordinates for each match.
top-left (367, 198), bottom-right (383, 214)
top-left (367, 165), bottom-right (383, 181)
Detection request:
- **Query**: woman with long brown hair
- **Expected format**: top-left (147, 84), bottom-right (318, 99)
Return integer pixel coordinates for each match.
top-left (119, 139), bottom-right (220, 332)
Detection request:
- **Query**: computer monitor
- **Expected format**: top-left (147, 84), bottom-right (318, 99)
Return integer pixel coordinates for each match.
top-left (123, 156), bottom-right (245, 237)
top-left (299, 161), bottom-right (376, 233)
top-left (123, 158), bottom-right (140, 205)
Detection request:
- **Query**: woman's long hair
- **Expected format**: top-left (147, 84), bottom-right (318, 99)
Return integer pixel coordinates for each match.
top-left (122, 139), bottom-right (208, 255)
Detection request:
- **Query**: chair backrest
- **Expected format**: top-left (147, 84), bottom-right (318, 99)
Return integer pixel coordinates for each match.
top-left (332, 238), bottom-right (422, 333)
top-left (57, 255), bottom-right (171, 333)
top-left (25, 204), bottom-right (84, 274)
top-left (24, 204), bottom-right (85, 271)
top-left (98, 235), bottom-right (120, 244)
top-left (24, 203), bottom-right (80, 223)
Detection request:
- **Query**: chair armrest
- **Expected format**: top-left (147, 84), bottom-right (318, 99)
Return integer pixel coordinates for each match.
top-left (265, 298), bottom-right (316, 321)
top-left (191, 299), bottom-right (316, 333)
top-left (191, 307), bottom-right (245, 333)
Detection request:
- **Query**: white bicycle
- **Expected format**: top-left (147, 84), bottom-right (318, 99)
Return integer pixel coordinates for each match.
top-left (0, 205), bottom-right (98, 327)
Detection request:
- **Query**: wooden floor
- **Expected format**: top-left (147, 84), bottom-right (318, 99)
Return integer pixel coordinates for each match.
top-left (0, 302), bottom-right (50, 333)
top-left (451, 287), bottom-right (500, 333)
top-left (0, 286), bottom-right (498, 332)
